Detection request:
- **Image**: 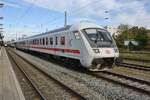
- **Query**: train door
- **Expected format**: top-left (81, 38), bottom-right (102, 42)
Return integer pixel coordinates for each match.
top-left (68, 31), bottom-right (82, 60)
top-left (54, 35), bottom-right (58, 55)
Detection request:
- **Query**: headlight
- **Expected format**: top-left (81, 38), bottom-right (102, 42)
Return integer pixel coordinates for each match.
top-left (93, 49), bottom-right (100, 53)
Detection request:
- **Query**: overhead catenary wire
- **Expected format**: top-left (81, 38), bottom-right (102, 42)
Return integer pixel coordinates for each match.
top-left (41, 0), bottom-right (104, 27)
top-left (14, 0), bottom-right (109, 35)
top-left (15, 0), bottom-right (37, 25)
top-left (12, 0), bottom-right (37, 40)
top-left (17, 0), bottom-right (104, 28)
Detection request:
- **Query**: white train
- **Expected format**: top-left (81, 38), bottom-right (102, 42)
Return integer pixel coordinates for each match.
top-left (12, 21), bottom-right (119, 71)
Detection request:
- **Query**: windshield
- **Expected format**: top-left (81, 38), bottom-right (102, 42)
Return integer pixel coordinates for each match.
top-left (83, 28), bottom-right (114, 47)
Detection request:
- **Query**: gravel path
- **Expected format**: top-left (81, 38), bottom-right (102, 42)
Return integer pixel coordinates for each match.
top-left (13, 48), bottom-right (150, 100)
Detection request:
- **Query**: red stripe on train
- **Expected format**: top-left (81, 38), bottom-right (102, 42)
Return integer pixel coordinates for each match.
top-left (21, 46), bottom-right (80, 54)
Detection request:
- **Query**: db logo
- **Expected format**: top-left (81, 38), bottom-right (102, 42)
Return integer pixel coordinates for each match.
top-left (105, 50), bottom-right (111, 54)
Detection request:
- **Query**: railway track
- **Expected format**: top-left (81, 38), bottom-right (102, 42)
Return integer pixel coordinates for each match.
top-left (117, 62), bottom-right (150, 71)
top-left (7, 48), bottom-right (86, 100)
top-left (7, 49), bottom-right (46, 100)
top-left (8, 48), bottom-right (150, 97)
top-left (90, 71), bottom-right (150, 95)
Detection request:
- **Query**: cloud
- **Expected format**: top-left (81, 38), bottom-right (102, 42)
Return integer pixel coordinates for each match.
top-left (111, 0), bottom-right (150, 28)
top-left (22, 0), bottom-right (150, 28)
top-left (1, 1), bottom-right (22, 8)
top-left (23, 0), bottom-right (72, 12)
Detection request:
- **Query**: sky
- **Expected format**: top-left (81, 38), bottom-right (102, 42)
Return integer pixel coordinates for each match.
top-left (1, 0), bottom-right (150, 41)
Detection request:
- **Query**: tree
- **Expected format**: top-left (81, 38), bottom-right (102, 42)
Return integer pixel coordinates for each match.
top-left (128, 26), bottom-right (138, 39)
top-left (116, 24), bottom-right (149, 49)
top-left (115, 24), bottom-right (129, 47)
top-left (117, 24), bottom-right (129, 32)
top-left (135, 30), bottom-right (148, 46)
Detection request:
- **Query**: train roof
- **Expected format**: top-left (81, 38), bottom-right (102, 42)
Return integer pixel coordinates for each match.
top-left (70, 21), bottom-right (104, 31)
top-left (28, 25), bottom-right (71, 39)
top-left (16, 21), bottom-right (105, 42)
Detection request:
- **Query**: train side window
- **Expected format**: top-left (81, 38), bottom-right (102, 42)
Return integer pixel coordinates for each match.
top-left (34, 40), bottom-right (36, 45)
top-left (40, 39), bottom-right (42, 45)
top-left (60, 36), bottom-right (65, 45)
top-left (46, 38), bottom-right (48, 45)
top-left (34, 40), bottom-right (35, 45)
top-left (36, 39), bottom-right (38, 45)
top-left (37, 39), bottom-right (39, 45)
top-left (55, 36), bottom-right (58, 45)
top-left (37, 39), bottom-right (38, 45)
top-left (39, 39), bottom-right (40, 45)
top-left (43, 38), bottom-right (45, 45)
top-left (50, 37), bottom-right (53, 45)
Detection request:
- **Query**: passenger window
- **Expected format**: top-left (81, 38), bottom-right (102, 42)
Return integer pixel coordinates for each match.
top-left (60, 36), bottom-right (65, 45)
top-left (37, 39), bottom-right (39, 45)
top-left (34, 40), bottom-right (35, 45)
top-left (40, 39), bottom-right (42, 45)
top-left (50, 37), bottom-right (53, 45)
top-left (46, 38), bottom-right (48, 45)
top-left (55, 37), bottom-right (58, 45)
top-left (43, 38), bottom-right (45, 45)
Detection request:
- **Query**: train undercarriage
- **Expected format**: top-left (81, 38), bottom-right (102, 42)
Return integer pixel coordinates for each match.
top-left (89, 58), bottom-right (117, 71)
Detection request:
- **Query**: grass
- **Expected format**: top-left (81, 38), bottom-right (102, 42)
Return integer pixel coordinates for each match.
top-left (123, 59), bottom-right (150, 67)
top-left (120, 52), bottom-right (150, 61)
top-left (120, 51), bottom-right (150, 54)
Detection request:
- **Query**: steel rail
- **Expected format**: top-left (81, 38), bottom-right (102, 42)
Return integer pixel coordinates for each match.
top-left (8, 48), bottom-right (86, 100)
top-left (90, 71), bottom-right (150, 95)
top-left (7, 49), bottom-right (46, 100)
top-left (117, 62), bottom-right (150, 71)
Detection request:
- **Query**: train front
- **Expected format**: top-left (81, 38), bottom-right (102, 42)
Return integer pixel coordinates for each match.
top-left (78, 23), bottom-right (119, 71)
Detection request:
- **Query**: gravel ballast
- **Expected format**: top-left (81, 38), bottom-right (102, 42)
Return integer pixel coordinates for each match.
top-left (12, 48), bottom-right (150, 100)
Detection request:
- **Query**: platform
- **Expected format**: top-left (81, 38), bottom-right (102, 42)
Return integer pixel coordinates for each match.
top-left (0, 47), bottom-right (25, 100)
